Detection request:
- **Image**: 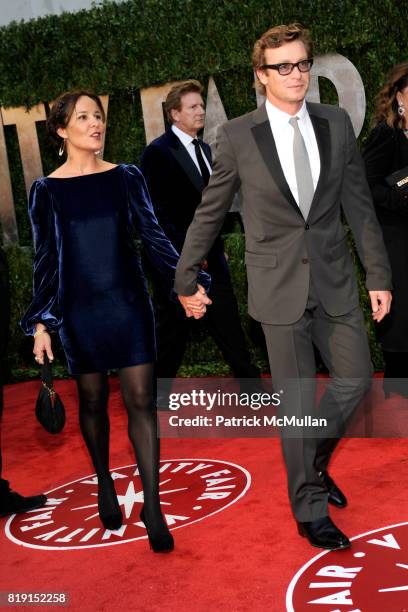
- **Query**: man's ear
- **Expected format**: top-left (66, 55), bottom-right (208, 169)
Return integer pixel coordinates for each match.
top-left (170, 108), bottom-right (179, 124)
top-left (256, 68), bottom-right (268, 86)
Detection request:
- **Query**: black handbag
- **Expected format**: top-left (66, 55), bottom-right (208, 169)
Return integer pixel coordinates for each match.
top-left (385, 165), bottom-right (408, 193)
top-left (36, 354), bottom-right (65, 434)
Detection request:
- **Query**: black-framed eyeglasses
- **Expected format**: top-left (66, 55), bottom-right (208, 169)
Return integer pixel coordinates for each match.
top-left (260, 59), bottom-right (314, 76)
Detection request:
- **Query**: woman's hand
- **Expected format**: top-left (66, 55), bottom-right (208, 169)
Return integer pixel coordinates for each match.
top-left (33, 324), bottom-right (54, 364)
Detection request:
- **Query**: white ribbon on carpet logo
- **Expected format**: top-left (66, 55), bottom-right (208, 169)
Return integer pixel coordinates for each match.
top-left (287, 522), bottom-right (408, 610)
top-left (4, 459), bottom-right (250, 550)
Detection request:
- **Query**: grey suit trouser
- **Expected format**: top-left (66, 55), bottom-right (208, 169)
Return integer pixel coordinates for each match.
top-left (261, 280), bottom-right (373, 522)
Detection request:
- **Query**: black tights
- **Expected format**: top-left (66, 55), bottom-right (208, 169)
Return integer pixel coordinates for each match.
top-left (77, 363), bottom-right (164, 530)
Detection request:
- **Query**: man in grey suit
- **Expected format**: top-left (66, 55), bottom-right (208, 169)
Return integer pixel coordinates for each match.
top-left (175, 23), bottom-right (392, 550)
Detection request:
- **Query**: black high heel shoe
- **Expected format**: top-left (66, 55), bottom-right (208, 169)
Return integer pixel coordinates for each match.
top-left (140, 506), bottom-right (174, 553)
top-left (98, 479), bottom-right (123, 531)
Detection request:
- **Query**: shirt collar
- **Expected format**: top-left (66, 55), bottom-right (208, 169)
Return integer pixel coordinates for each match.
top-left (296, 100), bottom-right (308, 121)
top-left (265, 99), bottom-right (308, 133)
top-left (171, 124), bottom-right (195, 147)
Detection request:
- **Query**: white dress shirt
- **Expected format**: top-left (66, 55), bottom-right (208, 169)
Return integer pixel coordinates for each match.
top-left (171, 124), bottom-right (212, 176)
top-left (265, 99), bottom-right (320, 206)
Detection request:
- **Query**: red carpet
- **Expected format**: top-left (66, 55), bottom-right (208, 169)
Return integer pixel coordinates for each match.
top-left (1, 379), bottom-right (407, 611)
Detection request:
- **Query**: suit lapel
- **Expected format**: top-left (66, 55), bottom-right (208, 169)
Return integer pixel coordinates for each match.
top-left (202, 142), bottom-right (212, 166)
top-left (251, 103), bottom-right (332, 220)
top-left (251, 105), bottom-right (301, 217)
top-left (166, 129), bottom-right (205, 192)
top-left (307, 109), bottom-right (331, 220)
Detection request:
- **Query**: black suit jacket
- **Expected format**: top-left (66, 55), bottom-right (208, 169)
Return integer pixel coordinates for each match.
top-left (141, 128), bottom-right (228, 277)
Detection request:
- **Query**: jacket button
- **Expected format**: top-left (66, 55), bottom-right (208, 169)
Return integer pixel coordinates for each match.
top-left (302, 258), bottom-right (309, 264)
top-left (305, 223), bottom-right (310, 230)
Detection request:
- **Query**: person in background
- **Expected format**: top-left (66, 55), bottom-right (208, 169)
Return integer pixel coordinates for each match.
top-left (141, 80), bottom-right (260, 389)
top-left (363, 62), bottom-right (408, 398)
top-left (0, 246), bottom-right (47, 517)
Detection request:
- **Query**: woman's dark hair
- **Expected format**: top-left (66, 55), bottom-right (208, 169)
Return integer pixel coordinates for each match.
top-left (373, 62), bottom-right (408, 129)
top-left (47, 91), bottom-right (106, 145)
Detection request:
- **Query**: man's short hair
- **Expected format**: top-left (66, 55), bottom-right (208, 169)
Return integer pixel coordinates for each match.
top-left (252, 23), bottom-right (313, 95)
top-left (164, 80), bottom-right (204, 124)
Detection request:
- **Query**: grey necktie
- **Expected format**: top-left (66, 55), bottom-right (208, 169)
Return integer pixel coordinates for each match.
top-left (289, 116), bottom-right (314, 219)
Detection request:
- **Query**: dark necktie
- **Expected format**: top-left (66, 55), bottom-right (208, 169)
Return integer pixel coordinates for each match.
top-left (192, 138), bottom-right (210, 186)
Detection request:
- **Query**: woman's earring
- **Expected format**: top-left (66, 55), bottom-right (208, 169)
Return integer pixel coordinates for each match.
top-left (58, 139), bottom-right (66, 157)
top-left (398, 103), bottom-right (405, 117)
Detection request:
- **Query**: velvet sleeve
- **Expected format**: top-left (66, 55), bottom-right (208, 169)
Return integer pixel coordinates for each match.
top-left (20, 180), bottom-right (62, 335)
top-left (362, 123), bottom-right (408, 216)
top-left (123, 165), bottom-right (210, 295)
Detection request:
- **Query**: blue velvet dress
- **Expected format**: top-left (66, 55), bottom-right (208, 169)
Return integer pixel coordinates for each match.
top-left (21, 164), bottom-right (208, 375)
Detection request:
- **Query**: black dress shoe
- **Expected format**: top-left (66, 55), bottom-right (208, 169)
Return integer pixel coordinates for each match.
top-left (297, 516), bottom-right (350, 550)
top-left (319, 470), bottom-right (347, 508)
top-left (0, 490), bottom-right (47, 517)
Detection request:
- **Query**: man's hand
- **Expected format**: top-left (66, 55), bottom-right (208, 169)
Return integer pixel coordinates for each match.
top-left (178, 284), bottom-right (212, 319)
top-left (369, 290), bottom-right (392, 323)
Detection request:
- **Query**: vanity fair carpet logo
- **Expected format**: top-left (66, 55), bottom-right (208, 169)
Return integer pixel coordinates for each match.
top-left (287, 522), bottom-right (408, 611)
top-left (5, 459), bottom-right (250, 550)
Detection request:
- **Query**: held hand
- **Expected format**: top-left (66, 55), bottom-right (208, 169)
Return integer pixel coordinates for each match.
top-left (369, 290), bottom-right (392, 323)
top-left (178, 284), bottom-right (212, 320)
top-left (33, 327), bottom-right (54, 364)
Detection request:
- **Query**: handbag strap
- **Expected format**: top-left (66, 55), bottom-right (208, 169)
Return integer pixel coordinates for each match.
top-left (40, 353), bottom-right (54, 389)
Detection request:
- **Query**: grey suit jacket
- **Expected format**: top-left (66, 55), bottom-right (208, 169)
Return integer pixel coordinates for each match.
top-left (174, 102), bottom-right (392, 325)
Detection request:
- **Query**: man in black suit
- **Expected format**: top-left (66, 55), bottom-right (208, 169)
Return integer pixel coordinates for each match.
top-left (0, 246), bottom-right (47, 517)
top-left (141, 80), bottom-right (259, 383)
top-left (175, 26), bottom-right (392, 549)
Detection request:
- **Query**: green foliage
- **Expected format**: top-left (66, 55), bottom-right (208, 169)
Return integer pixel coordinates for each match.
top-left (0, 0), bottom-right (405, 109)
top-left (2, 0), bottom-right (401, 378)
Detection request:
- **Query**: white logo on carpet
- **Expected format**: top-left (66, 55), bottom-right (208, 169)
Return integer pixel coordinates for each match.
top-left (5, 459), bottom-right (250, 550)
top-left (287, 521), bottom-right (408, 611)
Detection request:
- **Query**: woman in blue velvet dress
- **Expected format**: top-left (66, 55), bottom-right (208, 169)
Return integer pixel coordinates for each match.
top-left (21, 91), bottom-right (210, 552)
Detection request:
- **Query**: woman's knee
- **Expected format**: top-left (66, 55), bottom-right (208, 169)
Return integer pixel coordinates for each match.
top-left (122, 388), bottom-right (154, 412)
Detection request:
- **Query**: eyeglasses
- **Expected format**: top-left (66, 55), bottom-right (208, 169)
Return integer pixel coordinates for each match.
top-left (260, 59), bottom-right (314, 76)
